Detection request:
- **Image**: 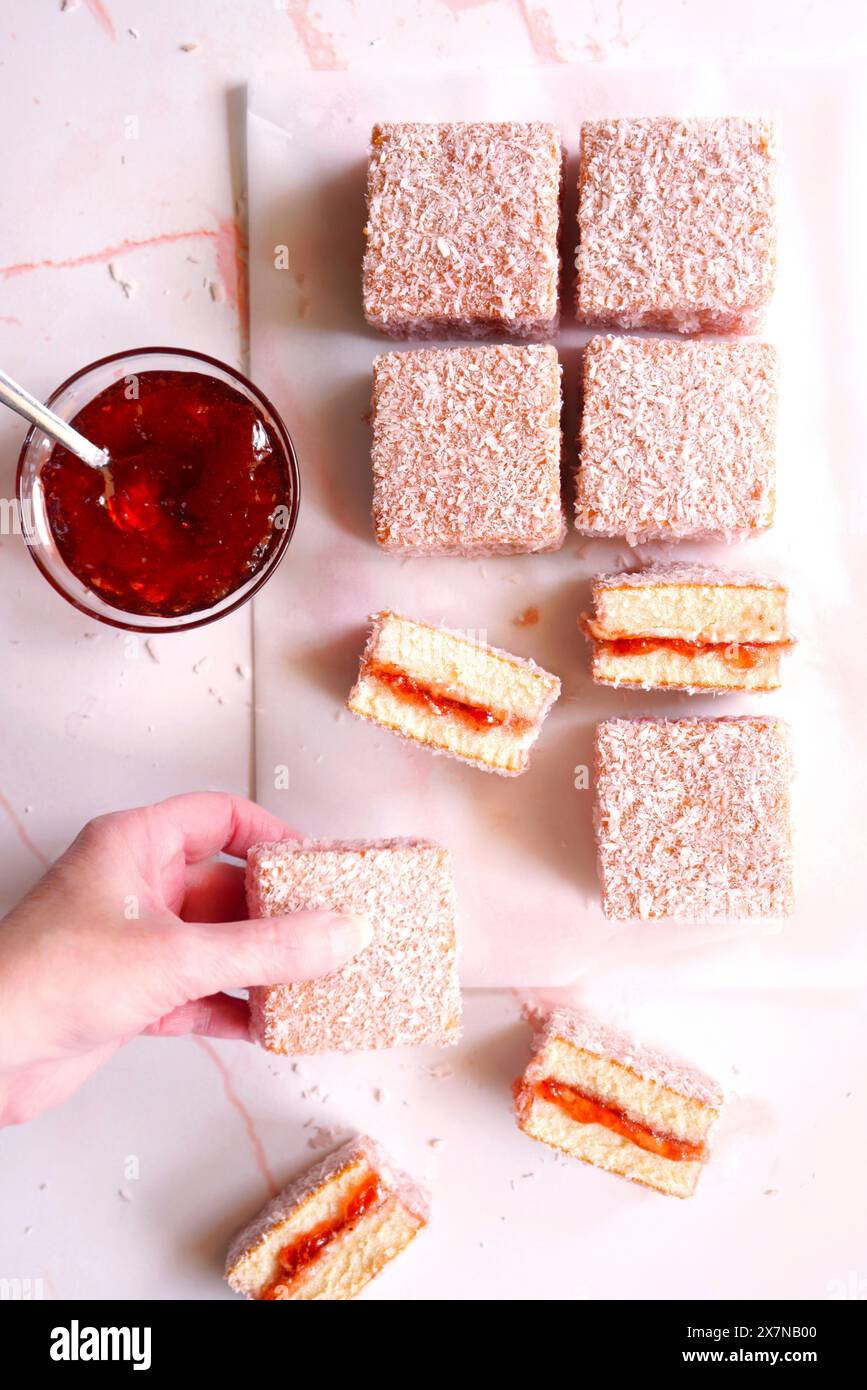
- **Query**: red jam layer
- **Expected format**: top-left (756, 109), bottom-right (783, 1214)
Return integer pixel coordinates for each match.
top-left (535, 1077), bottom-right (707, 1163)
top-left (598, 637), bottom-right (774, 671)
top-left (41, 370), bottom-right (290, 618)
top-left (260, 1174), bottom-right (383, 1300)
top-left (367, 662), bottom-right (529, 733)
top-left (581, 617), bottom-right (790, 672)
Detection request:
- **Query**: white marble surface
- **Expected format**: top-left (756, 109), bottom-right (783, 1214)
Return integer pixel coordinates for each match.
top-left (1, 0), bottom-right (866, 1301)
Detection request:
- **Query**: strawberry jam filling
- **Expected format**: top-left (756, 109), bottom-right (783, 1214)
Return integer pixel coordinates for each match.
top-left (598, 637), bottom-right (772, 670)
top-left (581, 619), bottom-right (791, 671)
top-left (535, 1078), bottom-right (707, 1163)
top-left (40, 370), bottom-right (291, 619)
top-left (367, 662), bottom-right (530, 733)
top-left (260, 1174), bottom-right (383, 1300)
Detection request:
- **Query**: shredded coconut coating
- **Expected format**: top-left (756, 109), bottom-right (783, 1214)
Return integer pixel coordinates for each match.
top-left (371, 345), bottom-right (565, 555)
top-left (363, 122), bottom-right (562, 339)
top-left (225, 1135), bottom-right (429, 1280)
top-left (594, 717), bottom-right (793, 920)
top-left (576, 117), bottom-right (777, 333)
top-left (577, 336), bottom-right (778, 541)
top-left (592, 562), bottom-right (784, 593)
top-left (247, 838), bottom-right (461, 1053)
top-left (520, 1006), bottom-right (724, 1110)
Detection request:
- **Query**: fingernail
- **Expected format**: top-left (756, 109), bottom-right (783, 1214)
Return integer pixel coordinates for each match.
top-left (331, 913), bottom-right (374, 952)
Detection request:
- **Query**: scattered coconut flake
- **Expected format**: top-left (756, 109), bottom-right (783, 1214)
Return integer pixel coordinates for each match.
top-left (307, 1125), bottom-right (341, 1151)
top-left (144, 638), bottom-right (161, 664)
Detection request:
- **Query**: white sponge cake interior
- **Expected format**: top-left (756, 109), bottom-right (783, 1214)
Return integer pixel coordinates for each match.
top-left (519, 1092), bottom-right (706, 1199)
top-left (592, 576), bottom-right (788, 645)
top-left (535, 1033), bottom-right (718, 1151)
top-left (279, 1197), bottom-right (423, 1300)
top-left (592, 641), bottom-right (782, 692)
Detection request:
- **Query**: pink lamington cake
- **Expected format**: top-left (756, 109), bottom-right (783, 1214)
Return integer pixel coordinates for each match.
top-left (594, 717), bottom-right (794, 920)
top-left (363, 121), bottom-right (562, 339)
top-left (514, 1007), bottom-right (723, 1198)
top-left (576, 336), bottom-right (778, 541)
top-left (371, 344), bottom-right (565, 555)
top-left (576, 117), bottom-right (777, 333)
top-left (225, 1135), bottom-right (428, 1300)
top-left (246, 838), bottom-right (461, 1053)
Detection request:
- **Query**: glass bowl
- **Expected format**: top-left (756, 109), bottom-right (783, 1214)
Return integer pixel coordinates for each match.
top-left (16, 346), bottom-right (300, 633)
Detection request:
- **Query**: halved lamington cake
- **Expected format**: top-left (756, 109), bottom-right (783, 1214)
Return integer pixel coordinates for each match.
top-left (226, 1135), bottom-right (428, 1300)
top-left (514, 1008), bottom-right (723, 1198)
top-left (581, 564), bottom-right (793, 692)
top-left (348, 611), bottom-right (560, 776)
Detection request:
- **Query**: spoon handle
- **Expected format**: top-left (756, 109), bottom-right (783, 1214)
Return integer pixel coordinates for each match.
top-left (0, 367), bottom-right (107, 470)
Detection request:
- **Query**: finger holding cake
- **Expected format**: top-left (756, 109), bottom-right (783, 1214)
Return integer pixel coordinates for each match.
top-left (347, 610), bottom-right (561, 776)
top-left (581, 564), bottom-right (793, 692)
top-left (226, 1135), bottom-right (428, 1300)
top-left (514, 1007), bottom-right (724, 1199)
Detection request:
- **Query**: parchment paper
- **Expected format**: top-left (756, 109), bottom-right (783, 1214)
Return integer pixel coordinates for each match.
top-left (246, 64), bottom-right (867, 988)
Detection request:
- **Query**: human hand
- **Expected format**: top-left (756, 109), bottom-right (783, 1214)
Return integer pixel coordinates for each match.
top-left (0, 793), bottom-right (371, 1126)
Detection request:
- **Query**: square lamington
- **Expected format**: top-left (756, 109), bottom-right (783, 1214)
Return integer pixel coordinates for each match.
top-left (576, 336), bottom-right (777, 541)
top-left (363, 122), bottom-right (562, 338)
top-left (594, 717), bottom-right (793, 920)
top-left (372, 345), bottom-right (565, 555)
top-left (247, 838), bottom-right (461, 1053)
top-left (576, 118), bottom-right (777, 333)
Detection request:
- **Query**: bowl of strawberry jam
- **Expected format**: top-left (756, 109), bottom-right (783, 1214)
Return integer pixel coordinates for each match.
top-left (16, 347), bottom-right (299, 632)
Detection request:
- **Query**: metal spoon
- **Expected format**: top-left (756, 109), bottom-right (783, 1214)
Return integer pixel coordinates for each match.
top-left (0, 366), bottom-right (113, 491)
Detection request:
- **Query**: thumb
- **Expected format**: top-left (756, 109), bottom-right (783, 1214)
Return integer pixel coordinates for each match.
top-left (173, 911), bottom-right (373, 997)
